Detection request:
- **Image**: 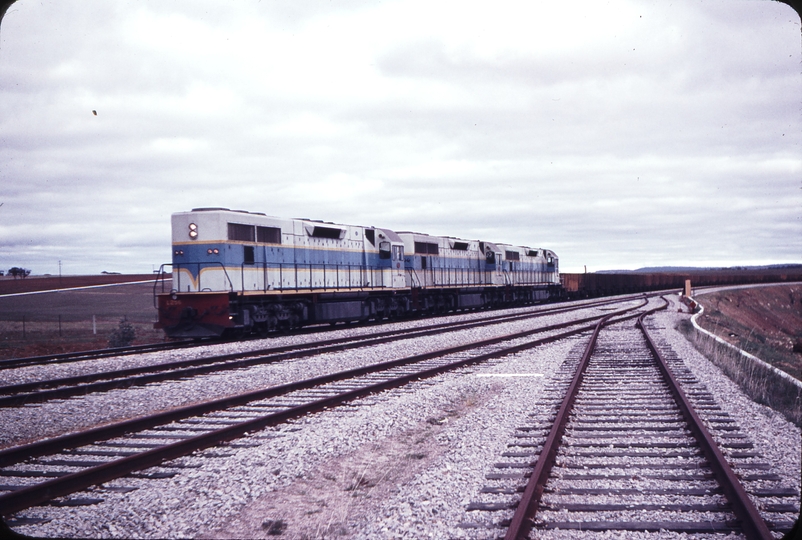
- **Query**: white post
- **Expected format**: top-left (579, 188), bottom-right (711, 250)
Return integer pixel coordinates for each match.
top-left (93, 315), bottom-right (97, 335)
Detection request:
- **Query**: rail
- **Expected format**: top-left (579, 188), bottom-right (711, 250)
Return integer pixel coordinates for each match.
top-left (504, 299), bottom-right (774, 540)
top-left (0, 298), bottom-right (647, 518)
top-left (639, 312), bottom-right (774, 540)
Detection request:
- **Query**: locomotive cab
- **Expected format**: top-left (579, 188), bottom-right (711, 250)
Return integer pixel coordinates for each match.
top-left (369, 228), bottom-right (406, 289)
top-left (479, 241), bottom-right (504, 285)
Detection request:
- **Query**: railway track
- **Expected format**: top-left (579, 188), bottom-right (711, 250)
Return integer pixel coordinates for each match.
top-left (0, 340), bottom-right (198, 370)
top-left (463, 307), bottom-right (797, 538)
top-left (3, 294), bottom-right (796, 538)
top-left (0, 299), bottom-right (656, 526)
top-left (0, 297), bottom-right (645, 408)
top-left (0, 295), bottom-right (652, 372)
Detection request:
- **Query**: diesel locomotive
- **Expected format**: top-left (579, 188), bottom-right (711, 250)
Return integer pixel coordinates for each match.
top-left (154, 208), bottom-right (560, 338)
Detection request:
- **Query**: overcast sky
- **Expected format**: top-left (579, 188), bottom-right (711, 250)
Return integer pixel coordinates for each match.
top-left (0, 0), bottom-right (800, 275)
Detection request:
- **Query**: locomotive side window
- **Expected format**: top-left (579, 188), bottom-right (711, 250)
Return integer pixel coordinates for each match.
top-left (392, 245), bottom-right (404, 261)
top-left (505, 250), bottom-right (520, 261)
top-left (365, 229), bottom-right (375, 246)
top-left (311, 226), bottom-right (344, 239)
top-left (244, 245), bottom-right (255, 265)
top-left (486, 251), bottom-right (496, 264)
top-left (257, 226), bottom-right (281, 244)
top-left (228, 223), bottom-right (255, 242)
top-left (414, 242), bottom-right (438, 255)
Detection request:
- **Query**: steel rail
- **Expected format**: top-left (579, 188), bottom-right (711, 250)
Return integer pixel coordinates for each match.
top-left (0, 299), bottom-right (649, 470)
top-left (0, 298), bottom-right (647, 407)
top-left (0, 294), bottom-right (649, 371)
top-left (504, 298), bottom-right (669, 540)
top-left (505, 298), bottom-right (773, 540)
top-left (638, 315), bottom-right (773, 540)
top-left (0, 302), bottom-right (653, 516)
top-left (0, 340), bottom-right (197, 370)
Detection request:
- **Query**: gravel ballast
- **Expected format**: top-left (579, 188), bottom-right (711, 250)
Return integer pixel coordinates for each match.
top-left (0, 301), bottom-right (630, 449)
top-left (8, 295), bottom-right (800, 539)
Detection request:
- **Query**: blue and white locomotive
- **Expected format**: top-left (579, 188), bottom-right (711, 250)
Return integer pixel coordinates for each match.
top-left (154, 208), bottom-right (559, 338)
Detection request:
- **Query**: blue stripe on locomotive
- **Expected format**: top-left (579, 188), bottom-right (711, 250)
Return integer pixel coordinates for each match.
top-left (402, 254), bottom-right (508, 272)
top-left (403, 253), bottom-right (532, 272)
top-left (174, 240), bottom-right (553, 282)
top-left (173, 241), bottom-right (394, 281)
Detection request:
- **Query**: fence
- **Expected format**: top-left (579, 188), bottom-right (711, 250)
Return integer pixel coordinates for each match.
top-left (0, 313), bottom-right (164, 359)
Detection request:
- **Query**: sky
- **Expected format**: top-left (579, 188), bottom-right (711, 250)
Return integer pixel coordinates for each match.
top-left (0, 0), bottom-right (800, 275)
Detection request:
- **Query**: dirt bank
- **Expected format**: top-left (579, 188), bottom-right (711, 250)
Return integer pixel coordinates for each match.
top-left (695, 283), bottom-right (802, 380)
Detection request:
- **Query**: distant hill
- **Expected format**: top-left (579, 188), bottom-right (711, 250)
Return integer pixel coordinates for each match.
top-left (596, 264), bottom-right (802, 274)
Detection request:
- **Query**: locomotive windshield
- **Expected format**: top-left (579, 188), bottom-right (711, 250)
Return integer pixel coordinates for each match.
top-left (379, 241), bottom-right (391, 259)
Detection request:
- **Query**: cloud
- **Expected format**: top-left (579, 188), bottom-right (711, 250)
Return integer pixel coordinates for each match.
top-left (0, 0), bottom-right (799, 275)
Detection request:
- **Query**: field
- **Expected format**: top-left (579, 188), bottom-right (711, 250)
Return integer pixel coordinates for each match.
top-left (2, 276), bottom-right (801, 375)
top-left (0, 278), bottom-right (167, 359)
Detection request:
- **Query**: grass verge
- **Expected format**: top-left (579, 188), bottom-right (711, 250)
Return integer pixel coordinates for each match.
top-left (678, 318), bottom-right (802, 427)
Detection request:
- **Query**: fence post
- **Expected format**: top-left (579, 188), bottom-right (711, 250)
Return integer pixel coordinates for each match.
top-left (93, 315), bottom-right (97, 335)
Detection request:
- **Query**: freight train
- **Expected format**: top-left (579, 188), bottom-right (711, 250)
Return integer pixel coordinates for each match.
top-left (560, 267), bottom-right (802, 299)
top-left (154, 208), bottom-right (560, 338)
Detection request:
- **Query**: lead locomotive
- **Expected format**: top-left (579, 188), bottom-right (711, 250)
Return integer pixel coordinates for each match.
top-left (154, 208), bottom-right (559, 338)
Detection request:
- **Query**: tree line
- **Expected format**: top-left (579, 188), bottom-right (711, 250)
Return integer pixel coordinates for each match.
top-left (4, 267), bottom-right (31, 278)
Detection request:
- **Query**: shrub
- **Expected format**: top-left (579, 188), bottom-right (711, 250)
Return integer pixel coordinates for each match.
top-left (109, 318), bottom-right (136, 348)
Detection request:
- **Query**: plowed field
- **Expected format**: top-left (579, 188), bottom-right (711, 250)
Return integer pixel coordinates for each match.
top-left (0, 275), bottom-right (168, 359)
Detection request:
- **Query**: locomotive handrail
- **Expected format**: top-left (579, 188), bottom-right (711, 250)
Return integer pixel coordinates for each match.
top-left (173, 262), bottom-right (234, 293)
top-left (152, 263), bottom-right (172, 308)
top-left (236, 262), bottom-right (395, 293)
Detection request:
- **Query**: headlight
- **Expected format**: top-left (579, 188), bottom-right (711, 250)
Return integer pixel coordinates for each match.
top-left (189, 223), bottom-right (198, 239)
